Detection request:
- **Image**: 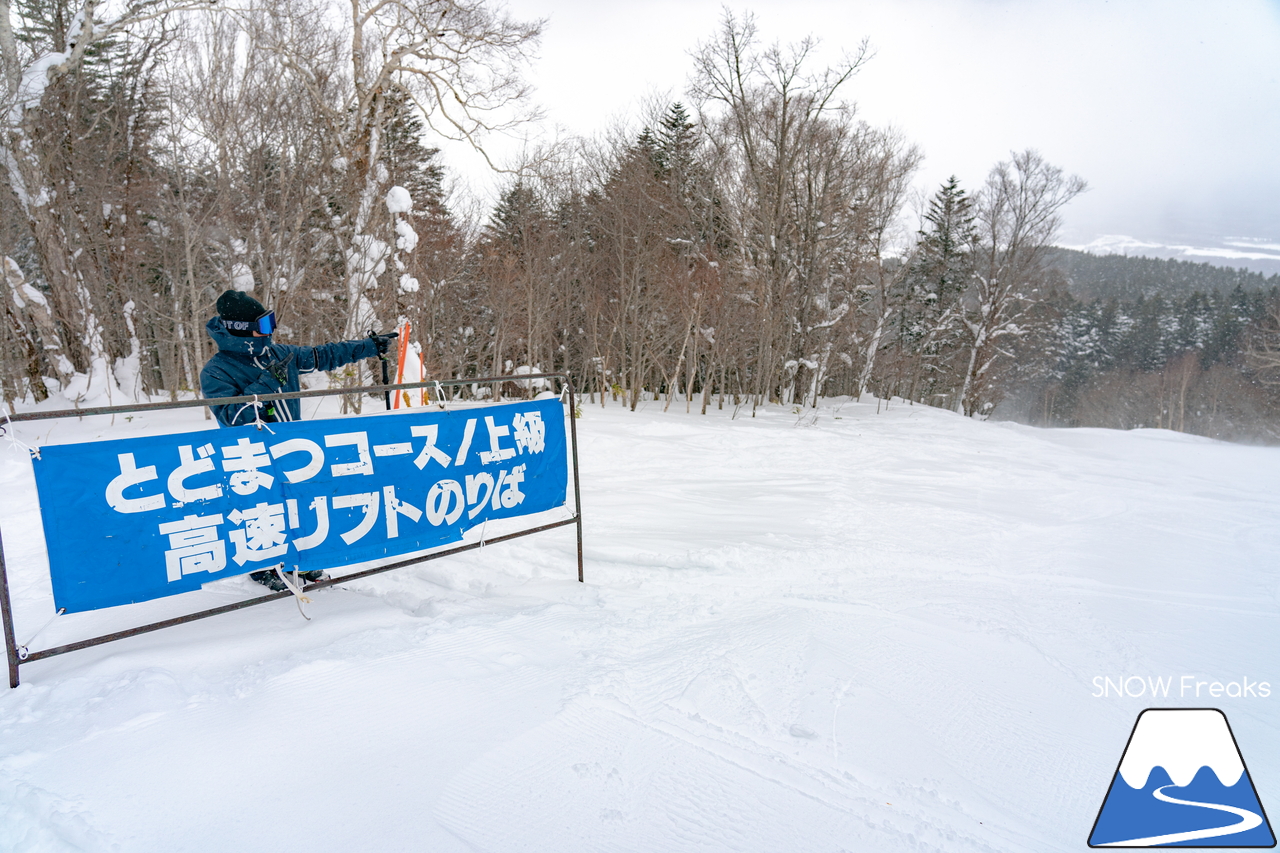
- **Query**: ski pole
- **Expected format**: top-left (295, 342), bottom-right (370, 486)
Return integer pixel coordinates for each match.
top-left (368, 330), bottom-right (399, 410)
top-left (381, 354), bottom-right (391, 410)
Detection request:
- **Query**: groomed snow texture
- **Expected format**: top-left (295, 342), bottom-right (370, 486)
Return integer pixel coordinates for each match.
top-left (2, 396), bottom-right (1278, 852)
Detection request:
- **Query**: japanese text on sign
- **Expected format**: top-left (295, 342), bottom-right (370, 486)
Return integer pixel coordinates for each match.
top-left (33, 399), bottom-right (568, 613)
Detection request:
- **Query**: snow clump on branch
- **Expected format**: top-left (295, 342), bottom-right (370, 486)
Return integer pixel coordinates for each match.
top-left (385, 186), bottom-right (412, 214)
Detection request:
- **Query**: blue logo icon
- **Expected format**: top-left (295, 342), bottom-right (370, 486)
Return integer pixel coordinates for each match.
top-left (1089, 708), bottom-right (1275, 847)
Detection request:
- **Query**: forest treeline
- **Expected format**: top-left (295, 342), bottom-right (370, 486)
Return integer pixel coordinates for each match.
top-left (1052, 248), bottom-right (1280, 301)
top-left (1006, 283), bottom-right (1279, 441)
top-left (1, 2), bottom-right (1277, 441)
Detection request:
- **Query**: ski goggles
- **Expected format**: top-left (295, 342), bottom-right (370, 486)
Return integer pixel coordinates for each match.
top-left (223, 310), bottom-right (277, 335)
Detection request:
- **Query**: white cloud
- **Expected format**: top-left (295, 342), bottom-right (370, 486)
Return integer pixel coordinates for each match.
top-left (438, 0), bottom-right (1280, 251)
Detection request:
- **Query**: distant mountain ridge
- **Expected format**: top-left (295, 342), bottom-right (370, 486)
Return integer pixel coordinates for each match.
top-left (1050, 247), bottom-right (1280, 302)
top-left (1063, 235), bottom-right (1280, 276)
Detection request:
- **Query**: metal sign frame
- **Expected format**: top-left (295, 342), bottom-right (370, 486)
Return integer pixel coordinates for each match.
top-left (1, 372), bottom-right (584, 688)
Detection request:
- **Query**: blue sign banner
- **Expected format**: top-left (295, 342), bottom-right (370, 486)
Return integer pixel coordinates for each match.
top-left (32, 399), bottom-right (569, 613)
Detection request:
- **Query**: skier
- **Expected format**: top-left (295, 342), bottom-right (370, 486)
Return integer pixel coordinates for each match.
top-left (200, 289), bottom-right (396, 590)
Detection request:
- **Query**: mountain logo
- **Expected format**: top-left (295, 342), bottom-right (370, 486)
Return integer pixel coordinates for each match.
top-left (1089, 708), bottom-right (1275, 847)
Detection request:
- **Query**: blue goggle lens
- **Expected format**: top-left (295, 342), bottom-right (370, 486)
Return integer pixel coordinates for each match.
top-left (256, 311), bottom-right (277, 335)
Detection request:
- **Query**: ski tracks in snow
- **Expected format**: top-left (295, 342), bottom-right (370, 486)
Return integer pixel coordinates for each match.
top-left (3, 400), bottom-right (1280, 850)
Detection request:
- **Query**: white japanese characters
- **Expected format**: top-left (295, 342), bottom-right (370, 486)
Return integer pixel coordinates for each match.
top-left (222, 438), bottom-right (275, 495)
top-left (227, 503), bottom-right (288, 564)
top-left (269, 438), bottom-right (325, 483)
top-left (159, 513), bottom-right (226, 581)
top-left (479, 416), bottom-right (516, 464)
top-left (168, 444), bottom-right (221, 503)
top-left (97, 408), bottom-right (554, 583)
top-left (512, 412), bottom-right (546, 454)
top-left (105, 453), bottom-right (167, 513)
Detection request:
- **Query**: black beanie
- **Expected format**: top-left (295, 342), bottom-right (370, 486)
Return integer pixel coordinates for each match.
top-left (216, 290), bottom-right (267, 337)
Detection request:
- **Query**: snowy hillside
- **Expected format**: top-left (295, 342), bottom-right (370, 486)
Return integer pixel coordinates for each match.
top-left (2, 395), bottom-right (1278, 852)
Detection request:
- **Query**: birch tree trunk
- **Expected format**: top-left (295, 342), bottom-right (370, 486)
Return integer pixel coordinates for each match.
top-left (0, 0), bottom-right (212, 393)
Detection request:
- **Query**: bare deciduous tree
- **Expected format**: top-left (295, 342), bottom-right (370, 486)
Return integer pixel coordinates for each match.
top-left (848, 125), bottom-right (921, 399)
top-left (1244, 296), bottom-right (1280, 383)
top-left (958, 149), bottom-right (1085, 416)
top-left (0, 0), bottom-right (213, 397)
top-left (692, 9), bottom-right (872, 406)
top-left (255, 0), bottom-right (540, 349)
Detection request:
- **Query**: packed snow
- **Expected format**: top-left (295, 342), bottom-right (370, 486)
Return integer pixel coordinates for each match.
top-left (2, 393), bottom-right (1279, 852)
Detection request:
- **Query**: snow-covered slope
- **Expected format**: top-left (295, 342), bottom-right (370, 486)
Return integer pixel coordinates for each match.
top-left (2, 396), bottom-right (1278, 852)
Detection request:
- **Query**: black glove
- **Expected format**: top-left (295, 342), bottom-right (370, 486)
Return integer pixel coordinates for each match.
top-left (263, 351), bottom-right (295, 386)
top-left (368, 330), bottom-right (399, 357)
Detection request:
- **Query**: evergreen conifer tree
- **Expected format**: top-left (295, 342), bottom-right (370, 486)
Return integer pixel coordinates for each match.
top-left (486, 182), bottom-right (545, 249)
top-left (381, 89), bottom-right (449, 219)
top-left (655, 103), bottom-right (696, 184)
top-left (900, 176), bottom-right (975, 401)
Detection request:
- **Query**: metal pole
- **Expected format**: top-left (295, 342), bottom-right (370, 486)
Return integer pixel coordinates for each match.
top-left (21, 517), bottom-right (579, 666)
top-left (381, 356), bottom-right (392, 410)
top-left (2, 372), bottom-right (585, 683)
top-left (566, 379), bottom-right (584, 583)
top-left (1, 526), bottom-right (20, 688)
top-left (1, 372), bottom-right (573, 425)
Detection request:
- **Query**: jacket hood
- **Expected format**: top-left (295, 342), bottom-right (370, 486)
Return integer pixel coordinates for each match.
top-left (206, 315), bottom-right (274, 358)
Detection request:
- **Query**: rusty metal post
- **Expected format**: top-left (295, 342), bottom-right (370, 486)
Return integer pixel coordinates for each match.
top-left (1, 526), bottom-right (20, 688)
top-left (566, 379), bottom-right (584, 583)
top-left (20, 517), bottom-right (579, 667)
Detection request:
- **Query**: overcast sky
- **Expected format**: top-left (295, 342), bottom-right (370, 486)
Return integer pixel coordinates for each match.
top-left (442, 0), bottom-right (1280, 250)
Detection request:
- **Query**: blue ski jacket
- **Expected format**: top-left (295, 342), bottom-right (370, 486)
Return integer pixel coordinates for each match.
top-left (200, 316), bottom-right (378, 427)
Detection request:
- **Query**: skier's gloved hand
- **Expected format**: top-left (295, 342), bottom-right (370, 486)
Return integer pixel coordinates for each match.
top-left (368, 330), bottom-right (398, 357)
top-left (263, 352), bottom-right (296, 386)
